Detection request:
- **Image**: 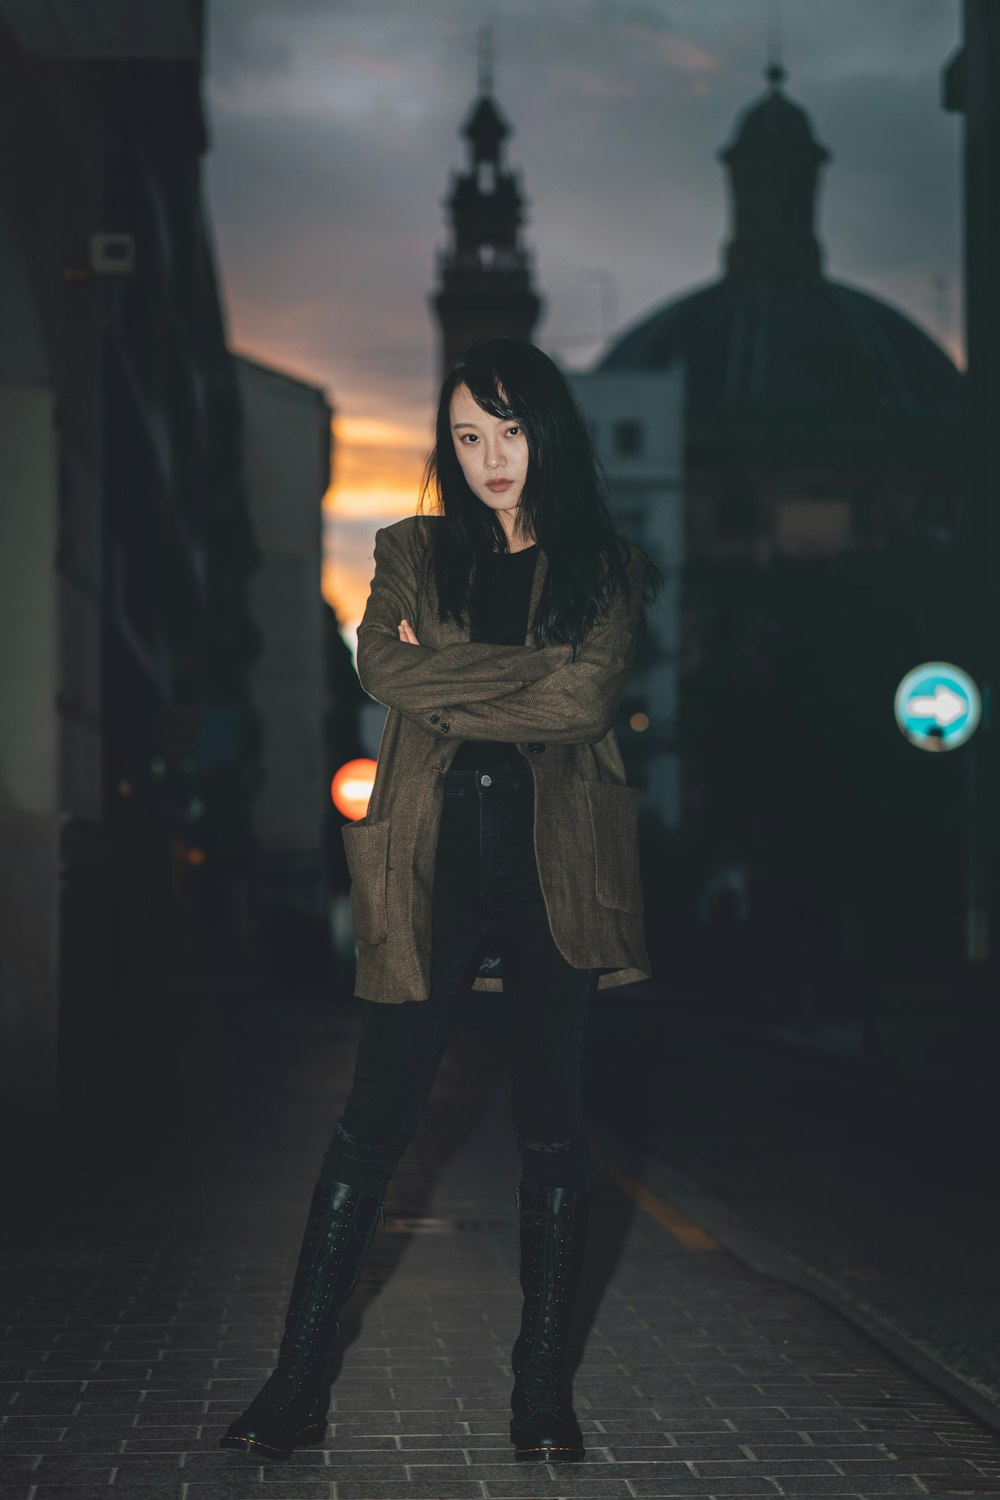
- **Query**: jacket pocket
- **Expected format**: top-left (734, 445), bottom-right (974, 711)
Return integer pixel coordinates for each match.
top-left (341, 818), bottom-right (391, 945)
top-left (584, 782), bottom-right (644, 916)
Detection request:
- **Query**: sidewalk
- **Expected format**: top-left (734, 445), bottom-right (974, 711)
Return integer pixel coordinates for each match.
top-left (1, 985), bottom-right (999, 1499)
top-left (553, 987), bottom-right (1000, 1434)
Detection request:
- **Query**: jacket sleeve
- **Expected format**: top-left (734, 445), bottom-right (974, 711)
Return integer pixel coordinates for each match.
top-left (356, 524), bottom-right (572, 722)
top-left (435, 548), bottom-right (646, 745)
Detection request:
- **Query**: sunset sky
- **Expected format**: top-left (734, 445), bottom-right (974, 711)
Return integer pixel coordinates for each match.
top-left (201, 0), bottom-right (964, 641)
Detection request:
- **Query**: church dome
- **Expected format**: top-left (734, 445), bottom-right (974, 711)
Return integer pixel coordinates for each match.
top-left (600, 275), bottom-right (961, 458)
top-left (598, 68), bottom-right (961, 464)
top-left (725, 63), bottom-right (827, 158)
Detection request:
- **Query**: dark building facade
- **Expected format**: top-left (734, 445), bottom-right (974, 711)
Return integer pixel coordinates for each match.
top-left (597, 67), bottom-right (969, 1030)
top-left (430, 55), bottom-right (543, 377)
top-left (944, 2), bottom-right (1000, 967)
top-left (601, 64), bottom-right (963, 565)
top-left (0, 0), bottom-right (261, 1121)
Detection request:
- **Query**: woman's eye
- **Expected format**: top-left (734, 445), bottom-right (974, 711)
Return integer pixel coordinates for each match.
top-left (461, 434), bottom-right (478, 444)
top-left (507, 425), bottom-right (521, 436)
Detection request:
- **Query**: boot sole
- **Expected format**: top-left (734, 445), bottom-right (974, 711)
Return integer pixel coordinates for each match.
top-left (219, 1422), bottom-right (325, 1461)
top-left (514, 1443), bottom-right (585, 1461)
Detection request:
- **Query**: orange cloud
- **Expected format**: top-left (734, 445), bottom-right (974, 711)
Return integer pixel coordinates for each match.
top-left (323, 549), bottom-right (372, 638)
top-left (334, 414), bottom-right (431, 451)
top-left (658, 35), bottom-right (721, 75)
top-left (622, 25), bottom-right (722, 76)
top-left (323, 410), bottom-right (438, 632)
top-left (325, 413), bottom-right (431, 515)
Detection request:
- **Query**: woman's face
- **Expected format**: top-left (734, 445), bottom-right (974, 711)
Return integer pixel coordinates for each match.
top-left (449, 382), bottom-right (529, 523)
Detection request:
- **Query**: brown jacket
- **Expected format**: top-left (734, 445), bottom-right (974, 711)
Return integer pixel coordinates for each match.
top-left (343, 514), bottom-right (651, 1003)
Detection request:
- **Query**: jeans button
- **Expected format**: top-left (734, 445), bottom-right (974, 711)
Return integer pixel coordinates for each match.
top-left (480, 773), bottom-right (492, 787)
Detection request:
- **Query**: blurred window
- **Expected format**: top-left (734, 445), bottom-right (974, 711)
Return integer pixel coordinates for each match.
top-left (613, 420), bottom-right (643, 457)
top-left (717, 484), bottom-right (757, 540)
top-left (775, 500), bottom-right (850, 557)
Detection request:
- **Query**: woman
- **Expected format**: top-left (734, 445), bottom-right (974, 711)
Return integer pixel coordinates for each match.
top-left (221, 337), bottom-right (661, 1465)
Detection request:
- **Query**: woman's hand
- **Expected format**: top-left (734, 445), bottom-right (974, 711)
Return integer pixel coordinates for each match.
top-left (398, 618), bottom-right (420, 646)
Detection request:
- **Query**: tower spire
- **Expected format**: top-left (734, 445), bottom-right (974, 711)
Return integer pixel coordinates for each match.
top-left (765, 0), bottom-right (786, 89)
top-left (478, 25), bottom-right (494, 95)
top-left (430, 36), bottom-right (542, 376)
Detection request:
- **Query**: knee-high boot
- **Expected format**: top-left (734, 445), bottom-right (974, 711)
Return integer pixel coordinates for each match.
top-left (509, 1180), bottom-right (590, 1462)
top-left (221, 1179), bottom-right (385, 1462)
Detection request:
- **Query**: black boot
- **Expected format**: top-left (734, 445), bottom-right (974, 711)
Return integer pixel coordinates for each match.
top-left (220, 1179), bottom-right (384, 1461)
top-left (509, 1181), bottom-right (590, 1462)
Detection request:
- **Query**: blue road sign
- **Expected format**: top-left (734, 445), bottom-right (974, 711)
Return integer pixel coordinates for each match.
top-left (893, 661), bottom-right (981, 752)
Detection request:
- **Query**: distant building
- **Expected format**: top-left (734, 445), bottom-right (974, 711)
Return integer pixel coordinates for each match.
top-left (599, 64), bottom-right (963, 563)
top-left (569, 369), bottom-right (685, 829)
top-left (942, 0), bottom-right (1000, 960)
top-left (583, 64), bottom-right (969, 1003)
top-left (0, 0), bottom-right (260, 1118)
top-left (235, 356), bottom-right (334, 976)
top-left (430, 41), bottom-right (543, 376)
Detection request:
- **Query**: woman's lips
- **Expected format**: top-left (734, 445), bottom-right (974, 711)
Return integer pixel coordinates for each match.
top-left (486, 479), bottom-right (514, 491)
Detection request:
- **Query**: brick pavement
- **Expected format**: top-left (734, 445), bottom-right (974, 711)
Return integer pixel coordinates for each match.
top-left (2, 988), bottom-right (999, 1500)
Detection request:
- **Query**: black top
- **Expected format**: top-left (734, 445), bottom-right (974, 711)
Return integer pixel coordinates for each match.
top-left (449, 544), bottom-right (539, 771)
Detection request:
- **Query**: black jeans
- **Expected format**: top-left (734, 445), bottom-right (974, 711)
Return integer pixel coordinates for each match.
top-left (320, 758), bottom-right (598, 1196)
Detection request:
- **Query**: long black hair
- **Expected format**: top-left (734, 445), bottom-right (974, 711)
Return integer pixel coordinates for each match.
top-left (418, 337), bottom-right (662, 651)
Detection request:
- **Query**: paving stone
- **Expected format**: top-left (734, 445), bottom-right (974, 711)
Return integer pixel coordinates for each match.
top-left (765, 1479), bottom-right (927, 1494)
top-left (608, 1481), bottom-right (779, 1497)
top-left (0, 1418), bottom-right (68, 1437)
top-left (920, 1485), bottom-right (1000, 1497)
top-left (185, 1486), bottom-right (334, 1500)
top-left (758, 1463), bottom-right (860, 1477)
top-left (751, 1444), bottom-right (892, 1459)
top-left (31, 1454), bottom-right (119, 1479)
top-left (334, 1484), bottom-right (485, 1499)
top-left (121, 1428), bottom-right (203, 1449)
top-left (481, 1485), bottom-right (637, 1499)
top-left (30, 1488), bottom-right (185, 1500)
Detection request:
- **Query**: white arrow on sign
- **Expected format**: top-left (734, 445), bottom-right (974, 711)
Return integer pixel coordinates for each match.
top-left (908, 686), bottom-right (967, 727)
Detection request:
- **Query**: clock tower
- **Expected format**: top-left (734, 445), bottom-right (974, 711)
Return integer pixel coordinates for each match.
top-left (431, 33), bottom-right (543, 376)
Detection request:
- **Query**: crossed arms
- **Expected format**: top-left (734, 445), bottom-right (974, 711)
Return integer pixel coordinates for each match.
top-left (355, 522), bottom-right (644, 745)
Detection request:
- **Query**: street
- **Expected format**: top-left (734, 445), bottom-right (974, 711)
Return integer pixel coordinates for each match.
top-left (2, 980), bottom-right (999, 1498)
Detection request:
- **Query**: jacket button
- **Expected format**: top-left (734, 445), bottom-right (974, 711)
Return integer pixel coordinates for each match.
top-left (440, 722), bottom-right (451, 733)
top-left (527, 742), bottom-right (545, 753)
top-left (430, 714), bottom-right (440, 724)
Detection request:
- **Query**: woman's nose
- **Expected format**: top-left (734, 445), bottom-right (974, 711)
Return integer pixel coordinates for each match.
top-left (485, 448), bottom-right (505, 469)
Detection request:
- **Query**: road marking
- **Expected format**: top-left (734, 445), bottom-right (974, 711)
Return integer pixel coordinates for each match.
top-left (593, 1147), bottom-right (720, 1250)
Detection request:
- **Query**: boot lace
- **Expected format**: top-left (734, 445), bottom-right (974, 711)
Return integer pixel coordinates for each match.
top-left (252, 1353), bottom-right (316, 1410)
top-left (515, 1353), bottom-right (562, 1415)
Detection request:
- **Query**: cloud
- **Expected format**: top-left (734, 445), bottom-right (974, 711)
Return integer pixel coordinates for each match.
top-left (324, 512), bottom-right (407, 634)
top-left (202, 0), bottom-right (965, 615)
top-left (205, 0), bottom-right (963, 392)
top-left (621, 25), bottom-right (723, 76)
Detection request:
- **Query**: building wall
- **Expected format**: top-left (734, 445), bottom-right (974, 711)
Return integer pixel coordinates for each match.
top-left (236, 356), bottom-right (331, 863)
top-left (569, 367), bottom-right (685, 828)
top-left (0, 387), bottom-right (60, 815)
top-left (0, 383), bottom-right (63, 1114)
top-left (0, 3), bottom-right (260, 1118)
top-left (0, 21), bottom-right (107, 1116)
